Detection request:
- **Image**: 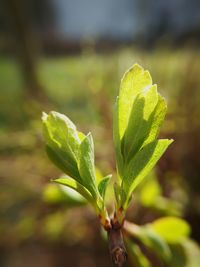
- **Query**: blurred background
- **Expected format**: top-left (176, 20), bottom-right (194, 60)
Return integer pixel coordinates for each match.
top-left (0, 0), bottom-right (200, 266)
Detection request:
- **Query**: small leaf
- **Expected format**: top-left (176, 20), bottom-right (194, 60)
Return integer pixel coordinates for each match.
top-left (142, 94), bottom-right (167, 147)
top-left (138, 174), bottom-right (162, 206)
top-left (118, 64), bottom-right (152, 139)
top-left (114, 182), bottom-right (121, 208)
top-left (113, 64), bottom-right (173, 211)
top-left (113, 97), bottom-right (124, 177)
top-left (52, 176), bottom-right (95, 206)
top-left (122, 139), bottom-right (173, 209)
top-left (43, 184), bottom-right (86, 205)
top-left (151, 217), bottom-right (191, 243)
top-left (98, 175), bottom-right (112, 200)
top-left (78, 133), bottom-right (98, 199)
top-left (46, 145), bottom-right (81, 181)
top-left (43, 111), bottom-right (80, 159)
top-left (122, 84), bottom-right (158, 161)
top-left (42, 111), bottom-right (82, 182)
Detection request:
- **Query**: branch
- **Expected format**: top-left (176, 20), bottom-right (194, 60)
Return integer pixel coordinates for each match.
top-left (107, 219), bottom-right (127, 266)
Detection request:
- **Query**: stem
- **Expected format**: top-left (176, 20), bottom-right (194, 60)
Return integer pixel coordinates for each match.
top-left (107, 219), bottom-right (127, 266)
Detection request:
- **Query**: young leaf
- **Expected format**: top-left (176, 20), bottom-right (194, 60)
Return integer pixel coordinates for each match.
top-left (117, 64), bottom-right (152, 139)
top-left (114, 182), bottom-right (121, 208)
top-left (113, 64), bottom-right (173, 211)
top-left (43, 111), bottom-right (80, 159)
top-left (150, 217), bottom-right (191, 244)
top-left (122, 139), bottom-right (173, 209)
top-left (42, 112), bottom-right (100, 201)
top-left (43, 184), bottom-right (86, 206)
top-left (52, 176), bottom-right (95, 207)
top-left (45, 145), bottom-right (81, 181)
top-left (122, 84), bottom-right (158, 161)
top-left (98, 175), bottom-right (112, 200)
top-left (142, 94), bottom-right (167, 147)
top-left (138, 174), bottom-right (162, 206)
top-left (42, 111), bottom-right (82, 182)
top-left (78, 133), bottom-right (98, 199)
top-left (113, 97), bottom-right (124, 177)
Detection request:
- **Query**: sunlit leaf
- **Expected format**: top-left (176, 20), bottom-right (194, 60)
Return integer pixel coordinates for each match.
top-left (113, 64), bottom-right (173, 211)
top-left (151, 217), bottom-right (191, 243)
top-left (43, 184), bottom-right (86, 205)
top-left (52, 176), bottom-right (95, 206)
top-left (43, 111), bottom-right (80, 159)
top-left (142, 94), bottom-right (167, 146)
top-left (113, 97), bottom-right (124, 176)
top-left (122, 139), bottom-right (173, 208)
top-left (42, 111), bottom-right (81, 182)
top-left (78, 133), bottom-right (98, 199)
top-left (98, 174), bottom-right (112, 200)
top-left (138, 175), bottom-right (162, 206)
top-left (45, 145), bottom-right (80, 180)
top-left (117, 64), bottom-right (152, 139)
top-left (122, 84), bottom-right (158, 161)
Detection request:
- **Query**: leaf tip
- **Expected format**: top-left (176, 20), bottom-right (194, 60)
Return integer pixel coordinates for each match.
top-left (169, 138), bottom-right (174, 144)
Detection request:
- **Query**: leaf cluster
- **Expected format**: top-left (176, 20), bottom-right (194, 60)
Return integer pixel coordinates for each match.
top-left (113, 64), bottom-right (173, 215)
top-left (42, 111), bottom-right (111, 226)
top-left (42, 64), bottom-right (173, 227)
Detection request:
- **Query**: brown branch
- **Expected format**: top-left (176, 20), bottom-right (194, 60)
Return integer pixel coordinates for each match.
top-left (107, 219), bottom-right (127, 266)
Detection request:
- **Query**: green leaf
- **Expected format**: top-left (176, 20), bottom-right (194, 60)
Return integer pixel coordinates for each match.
top-left (52, 176), bottom-right (95, 206)
top-left (98, 175), bottom-right (112, 200)
top-left (142, 94), bottom-right (167, 146)
top-left (151, 217), bottom-right (191, 243)
top-left (42, 111), bottom-right (82, 182)
top-left (43, 184), bottom-right (86, 206)
top-left (113, 64), bottom-right (173, 211)
top-left (122, 139), bottom-right (173, 209)
top-left (138, 175), bottom-right (162, 206)
top-left (113, 97), bottom-right (124, 177)
top-left (114, 182), bottom-right (121, 208)
top-left (122, 89), bottom-right (167, 163)
top-left (43, 111), bottom-right (80, 159)
top-left (125, 222), bottom-right (171, 262)
top-left (122, 84), bottom-right (158, 162)
top-left (78, 133), bottom-right (98, 199)
top-left (113, 64), bottom-right (152, 176)
top-left (118, 64), bottom-right (152, 139)
top-left (126, 240), bottom-right (152, 267)
top-left (140, 227), bottom-right (171, 262)
top-left (45, 145), bottom-right (81, 180)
